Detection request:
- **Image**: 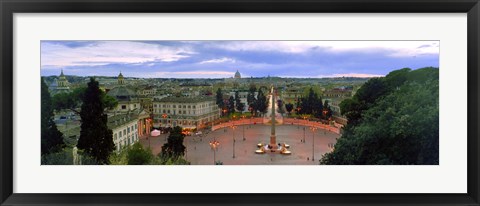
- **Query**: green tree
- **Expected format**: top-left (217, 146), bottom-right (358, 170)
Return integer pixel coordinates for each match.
top-left (234, 91), bottom-right (245, 112)
top-left (127, 142), bottom-right (154, 165)
top-left (323, 100), bottom-right (333, 120)
top-left (247, 85), bottom-right (257, 116)
top-left (215, 88), bottom-right (224, 109)
top-left (109, 143), bottom-right (189, 165)
top-left (298, 87), bottom-right (322, 117)
top-left (339, 78), bottom-right (387, 126)
top-left (158, 156), bottom-right (190, 165)
top-left (296, 98), bottom-right (303, 114)
top-left (256, 89), bottom-right (268, 115)
top-left (109, 143), bottom-right (155, 165)
top-left (102, 94), bottom-right (119, 110)
top-left (277, 99), bottom-right (285, 114)
top-left (77, 78), bottom-right (115, 164)
top-left (285, 103), bottom-right (294, 116)
top-left (52, 87), bottom-right (117, 113)
top-left (227, 96), bottom-right (236, 114)
top-left (41, 148), bottom-right (72, 165)
top-left (320, 67), bottom-right (439, 165)
top-left (247, 85), bottom-right (257, 105)
top-left (161, 126), bottom-right (186, 158)
top-left (41, 77), bottom-right (65, 155)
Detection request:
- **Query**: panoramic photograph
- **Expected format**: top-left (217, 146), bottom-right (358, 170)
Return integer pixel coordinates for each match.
top-left (40, 40), bottom-right (439, 165)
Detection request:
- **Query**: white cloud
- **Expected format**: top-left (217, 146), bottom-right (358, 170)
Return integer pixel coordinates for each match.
top-left (153, 71), bottom-right (234, 78)
top-left (319, 73), bottom-right (385, 78)
top-left (41, 41), bottom-right (194, 67)
top-left (209, 41), bottom-right (439, 57)
top-left (199, 57), bottom-right (236, 64)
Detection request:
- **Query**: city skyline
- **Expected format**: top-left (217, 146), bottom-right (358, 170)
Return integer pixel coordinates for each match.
top-left (41, 40), bottom-right (439, 78)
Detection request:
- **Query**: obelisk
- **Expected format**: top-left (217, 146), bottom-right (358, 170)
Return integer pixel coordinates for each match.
top-left (269, 86), bottom-right (277, 151)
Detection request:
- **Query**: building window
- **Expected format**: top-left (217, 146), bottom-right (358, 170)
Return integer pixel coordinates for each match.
top-left (121, 105), bottom-right (126, 109)
top-left (119, 132), bottom-right (122, 137)
top-left (127, 127), bottom-right (130, 133)
top-left (114, 134), bottom-right (117, 140)
top-left (135, 124), bottom-right (137, 129)
top-left (123, 129), bottom-right (126, 135)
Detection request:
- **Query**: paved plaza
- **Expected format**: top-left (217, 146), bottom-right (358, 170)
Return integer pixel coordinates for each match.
top-left (139, 124), bottom-right (339, 165)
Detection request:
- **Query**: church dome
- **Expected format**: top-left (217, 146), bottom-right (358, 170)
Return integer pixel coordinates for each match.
top-left (234, 70), bottom-right (241, 78)
top-left (107, 86), bottom-right (137, 101)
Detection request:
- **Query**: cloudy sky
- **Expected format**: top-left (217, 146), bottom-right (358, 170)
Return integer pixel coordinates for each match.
top-left (41, 40), bottom-right (439, 78)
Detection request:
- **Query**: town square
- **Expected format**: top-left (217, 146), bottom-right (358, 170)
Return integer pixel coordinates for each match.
top-left (41, 41), bottom-right (439, 165)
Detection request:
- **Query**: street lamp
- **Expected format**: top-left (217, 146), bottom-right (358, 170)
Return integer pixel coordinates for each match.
top-left (162, 114), bottom-right (168, 141)
top-left (230, 125), bottom-right (237, 158)
top-left (295, 107), bottom-right (301, 129)
top-left (322, 110), bottom-right (328, 125)
top-left (185, 135), bottom-right (188, 161)
top-left (310, 126), bottom-right (318, 161)
top-left (302, 115), bottom-right (308, 143)
top-left (209, 137), bottom-right (220, 165)
top-left (241, 115), bottom-right (246, 141)
top-left (248, 106), bottom-right (253, 126)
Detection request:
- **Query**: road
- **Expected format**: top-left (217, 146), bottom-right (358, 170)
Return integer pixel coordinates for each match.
top-left (140, 124), bottom-right (339, 165)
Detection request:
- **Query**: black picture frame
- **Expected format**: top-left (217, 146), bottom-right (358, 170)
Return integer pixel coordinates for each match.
top-left (1, 0), bottom-right (479, 205)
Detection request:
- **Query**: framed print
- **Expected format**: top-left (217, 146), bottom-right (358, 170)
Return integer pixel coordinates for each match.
top-left (1, 0), bottom-right (479, 205)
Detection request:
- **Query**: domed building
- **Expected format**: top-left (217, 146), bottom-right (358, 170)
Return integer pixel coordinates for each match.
top-left (107, 72), bottom-right (140, 112)
top-left (234, 69), bottom-right (241, 78)
top-left (49, 69), bottom-right (71, 96)
top-left (106, 72), bottom-right (152, 146)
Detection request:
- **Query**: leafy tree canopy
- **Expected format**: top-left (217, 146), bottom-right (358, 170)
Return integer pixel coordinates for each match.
top-left (321, 67), bottom-right (439, 165)
top-left (161, 126), bottom-right (186, 158)
top-left (52, 86), bottom-right (117, 113)
top-left (77, 78), bottom-right (115, 164)
top-left (41, 78), bottom-right (65, 155)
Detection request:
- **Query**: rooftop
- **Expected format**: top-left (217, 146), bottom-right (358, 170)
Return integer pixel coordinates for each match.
top-left (156, 96), bottom-right (215, 103)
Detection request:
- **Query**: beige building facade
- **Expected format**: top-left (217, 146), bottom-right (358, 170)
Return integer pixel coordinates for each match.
top-left (152, 96), bottom-right (221, 129)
